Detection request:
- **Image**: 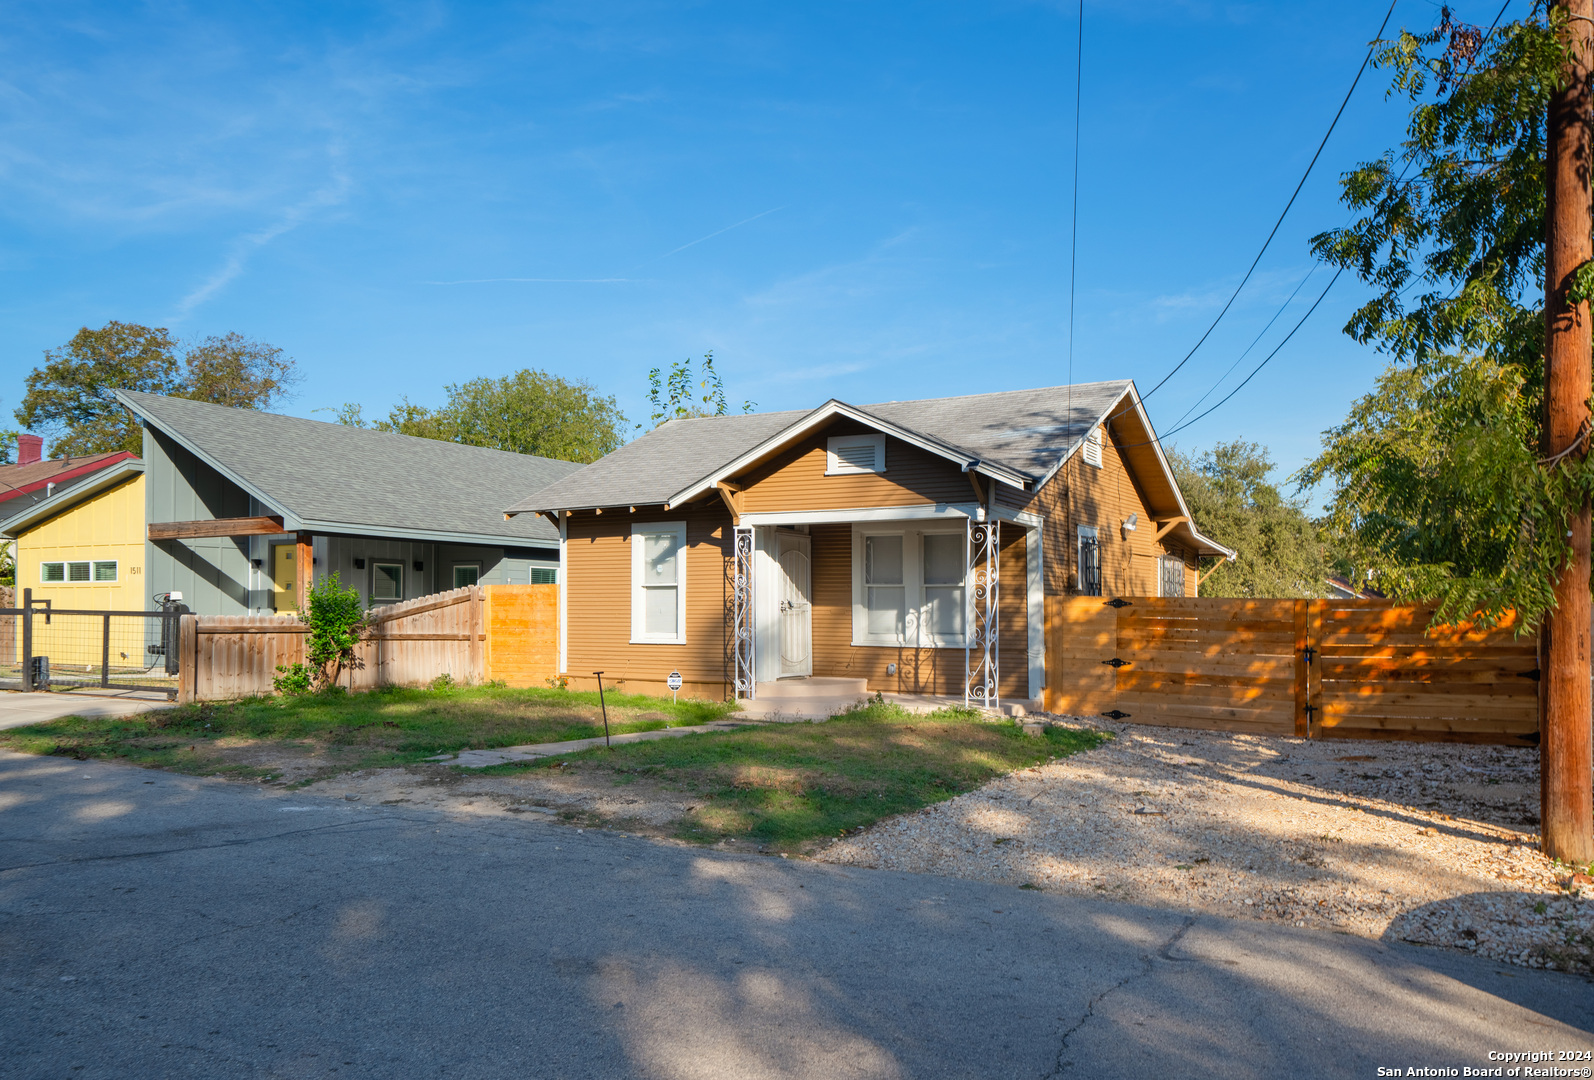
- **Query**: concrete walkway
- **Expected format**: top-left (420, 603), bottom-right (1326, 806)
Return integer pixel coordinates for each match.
top-left (434, 719), bottom-right (753, 768)
top-left (0, 689), bottom-right (173, 732)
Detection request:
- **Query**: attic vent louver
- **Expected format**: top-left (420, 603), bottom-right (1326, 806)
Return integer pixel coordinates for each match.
top-left (836, 443), bottom-right (877, 470)
top-left (826, 434), bottom-right (886, 476)
top-left (1083, 427), bottom-right (1103, 468)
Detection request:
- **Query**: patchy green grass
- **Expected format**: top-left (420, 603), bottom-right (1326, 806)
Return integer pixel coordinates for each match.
top-left (478, 699), bottom-right (1106, 851)
top-left (0, 684), bottom-right (739, 782)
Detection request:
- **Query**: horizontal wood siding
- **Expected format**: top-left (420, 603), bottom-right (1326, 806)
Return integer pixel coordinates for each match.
top-left (1006, 424), bottom-right (1198, 598)
top-left (807, 523), bottom-right (1029, 700)
top-left (563, 503), bottom-right (733, 699)
top-left (739, 419), bottom-right (973, 513)
top-left (1045, 596), bottom-right (1538, 744)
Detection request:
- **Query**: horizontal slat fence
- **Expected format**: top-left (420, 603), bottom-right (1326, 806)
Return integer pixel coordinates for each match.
top-left (1045, 595), bottom-right (1538, 745)
top-left (180, 584), bottom-right (558, 703)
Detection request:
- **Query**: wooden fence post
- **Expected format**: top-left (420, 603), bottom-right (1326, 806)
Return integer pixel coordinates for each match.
top-left (1293, 600), bottom-right (1309, 736)
top-left (1306, 599), bottom-right (1324, 738)
top-left (178, 614), bottom-right (197, 704)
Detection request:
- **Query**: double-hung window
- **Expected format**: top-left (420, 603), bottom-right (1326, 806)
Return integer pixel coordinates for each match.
top-left (631, 522), bottom-right (686, 644)
top-left (853, 526), bottom-right (968, 647)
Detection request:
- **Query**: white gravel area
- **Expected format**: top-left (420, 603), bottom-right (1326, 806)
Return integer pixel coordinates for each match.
top-left (817, 717), bottom-right (1594, 973)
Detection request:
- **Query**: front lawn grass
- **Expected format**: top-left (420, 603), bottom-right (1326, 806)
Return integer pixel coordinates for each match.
top-left (478, 700), bottom-right (1106, 851)
top-left (0, 684), bottom-right (738, 782)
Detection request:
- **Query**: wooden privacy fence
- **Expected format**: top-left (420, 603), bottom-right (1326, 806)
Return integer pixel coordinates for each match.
top-left (179, 583), bottom-right (558, 703)
top-left (1045, 596), bottom-right (1539, 746)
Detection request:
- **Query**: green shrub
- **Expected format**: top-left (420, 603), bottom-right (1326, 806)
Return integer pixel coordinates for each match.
top-left (272, 663), bottom-right (313, 696)
top-left (299, 572), bottom-right (369, 691)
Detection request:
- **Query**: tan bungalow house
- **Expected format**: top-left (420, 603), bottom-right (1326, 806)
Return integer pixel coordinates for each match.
top-left (505, 380), bottom-right (1232, 709)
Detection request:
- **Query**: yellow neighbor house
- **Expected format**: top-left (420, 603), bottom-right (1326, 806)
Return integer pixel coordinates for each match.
top-left (2, 458), bottom-right (149, 667)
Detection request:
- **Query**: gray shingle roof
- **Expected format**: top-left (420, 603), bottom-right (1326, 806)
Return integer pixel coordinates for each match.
top-left (506, 380), bottom-right (1132, 514)
top-left (119, 391), bottom-right (583, 545)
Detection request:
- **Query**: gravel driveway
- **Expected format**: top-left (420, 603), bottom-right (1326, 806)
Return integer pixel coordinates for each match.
top-left (818, 717), bottom-right (1594, 973)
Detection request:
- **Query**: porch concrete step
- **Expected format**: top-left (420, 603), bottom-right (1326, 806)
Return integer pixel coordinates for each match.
top-left (733, 697), bottom-right (870, 722)
top-left (754, 677), bottom-right (869, 700)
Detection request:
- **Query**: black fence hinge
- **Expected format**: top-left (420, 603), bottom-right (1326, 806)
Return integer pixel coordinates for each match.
top-left (1300, 645), bottom-right (1317, 664)
top-left (1517, 668), bottom-right (1542, 681)
top-left (1101, 657), bottom-right (1131, 669)
top-left (1101, 709), bottom-right (1132, 720)
top-left (1105, 597), bottom-right (1133, 609)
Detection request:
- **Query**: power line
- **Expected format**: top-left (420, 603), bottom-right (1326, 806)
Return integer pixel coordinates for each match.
top-left (1123, 0), bottom-right (1517, 448)
top-left (1066, 0), bottom-right (1084, 455)
top-left (1138, 0), bottom-right (1399, 403)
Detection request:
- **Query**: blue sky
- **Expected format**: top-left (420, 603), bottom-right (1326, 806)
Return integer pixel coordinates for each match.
top-left (0, 1), bottom-right (1494, 500)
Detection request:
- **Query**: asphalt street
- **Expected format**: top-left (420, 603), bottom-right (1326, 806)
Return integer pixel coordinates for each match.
top-left (1, 748), bottom-right (1589, 1079)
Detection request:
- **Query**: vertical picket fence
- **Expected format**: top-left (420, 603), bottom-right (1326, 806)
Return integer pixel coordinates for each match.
top-left (179, 584), bottom-right (558, 703)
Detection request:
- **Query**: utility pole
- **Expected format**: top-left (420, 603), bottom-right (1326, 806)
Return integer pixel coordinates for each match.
top-left (1542, 0), bottom-right (1594, 865)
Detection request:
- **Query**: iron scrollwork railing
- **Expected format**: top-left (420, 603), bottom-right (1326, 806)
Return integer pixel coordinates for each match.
top-left (733, 525), bottom-right (755, 699)
top-left (965, 519), bottom-right (999, 709)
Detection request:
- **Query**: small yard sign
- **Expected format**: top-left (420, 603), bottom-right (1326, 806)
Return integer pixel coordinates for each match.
top-left (667, 670), bottom-right (682, 702)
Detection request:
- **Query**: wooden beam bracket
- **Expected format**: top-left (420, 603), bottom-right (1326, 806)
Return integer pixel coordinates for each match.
top-left (149, 516), bottom-right (287, 541)
top-left (1152, 516), bottom-right (1189, 542)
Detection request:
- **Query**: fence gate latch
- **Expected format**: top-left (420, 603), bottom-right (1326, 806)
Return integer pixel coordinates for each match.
top-left (1101, 657), bottom-right (1131, 669)
top-left (1300, 645), bottom-right (1317, 664)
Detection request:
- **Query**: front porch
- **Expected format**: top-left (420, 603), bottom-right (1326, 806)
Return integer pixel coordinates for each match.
top-left (727, 508), bottom-right (1044, 710)
top-left (731, 675), bottom-right (1041, 721)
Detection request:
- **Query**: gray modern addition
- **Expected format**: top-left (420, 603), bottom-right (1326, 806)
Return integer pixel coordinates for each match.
top-left (120, 391), bottom-right (581, 617)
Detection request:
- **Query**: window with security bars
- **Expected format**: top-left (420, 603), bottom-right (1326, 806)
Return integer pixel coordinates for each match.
top-left (1077, 528), bottom-right (1102, 596)
top-left (1159, 555), bottom-right (1186, 598)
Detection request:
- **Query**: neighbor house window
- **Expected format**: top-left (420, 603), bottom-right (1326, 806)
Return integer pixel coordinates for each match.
top-left (530, 567), bottom-right (557, 584)
top-left (1159, 555), bottom-right (1186, 598)
top-left (40, 561), bottom-right (115, 584)
top-left (852, 526), bottom-right (968, 647)
top-left (1077, 526), bottom-right (1101, 596)
top-left (453, 564), bottom-right (481, 588)
top-left (372, 562), bottom-right (404, 602)
top-left (1083, 426), bottom-right (1104, 468)
top-left (631, 522), bottom-right (686, 643)
top-left (826, 433), bottom-right (887, 475)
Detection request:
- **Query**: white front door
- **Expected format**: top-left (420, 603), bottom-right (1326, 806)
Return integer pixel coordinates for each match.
top-left (777, 532), bottom-right (812, 677)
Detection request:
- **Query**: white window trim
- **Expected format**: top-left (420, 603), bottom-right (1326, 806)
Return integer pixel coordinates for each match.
top-left (850, 524), bottom-right (971, 649)
top-left (1076, 525), bottom-right (1100, 596)
top-left (631, 521), bottom-right (688, 645)
top-left (1158, 553), bottom-right (1187, 598)
top-left (1083, 427), bottom-right (1104, 468)
top-left (826, 433), bottom-right (887, 476)
top-left (40, 560), bottom-right (118, 584)
top-left (372, 561), bottom-right (405, 603)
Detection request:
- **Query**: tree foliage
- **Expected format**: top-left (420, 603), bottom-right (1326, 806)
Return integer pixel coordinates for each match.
top-left (15, 321), bottom-right (298, 457)
top-left (646, 352), bottom-right (755, 428)
top-left (328, 369), bottom-right (626, 464)
top-left (1297, 5), bottom-right (1593, 629)
top-left (1170, 441), bottom-right (1328, 598)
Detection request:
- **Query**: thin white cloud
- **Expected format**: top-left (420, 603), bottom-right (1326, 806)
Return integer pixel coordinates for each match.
top-left (652, 206), bottom-right (784, 261)
top-left (424, 277), bottom-right (642, 285)
top-left (171, 145), bottom-right (351, 320)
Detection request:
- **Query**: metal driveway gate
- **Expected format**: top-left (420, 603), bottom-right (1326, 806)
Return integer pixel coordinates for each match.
top-left (0, 588), bottom-right (185, 699)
